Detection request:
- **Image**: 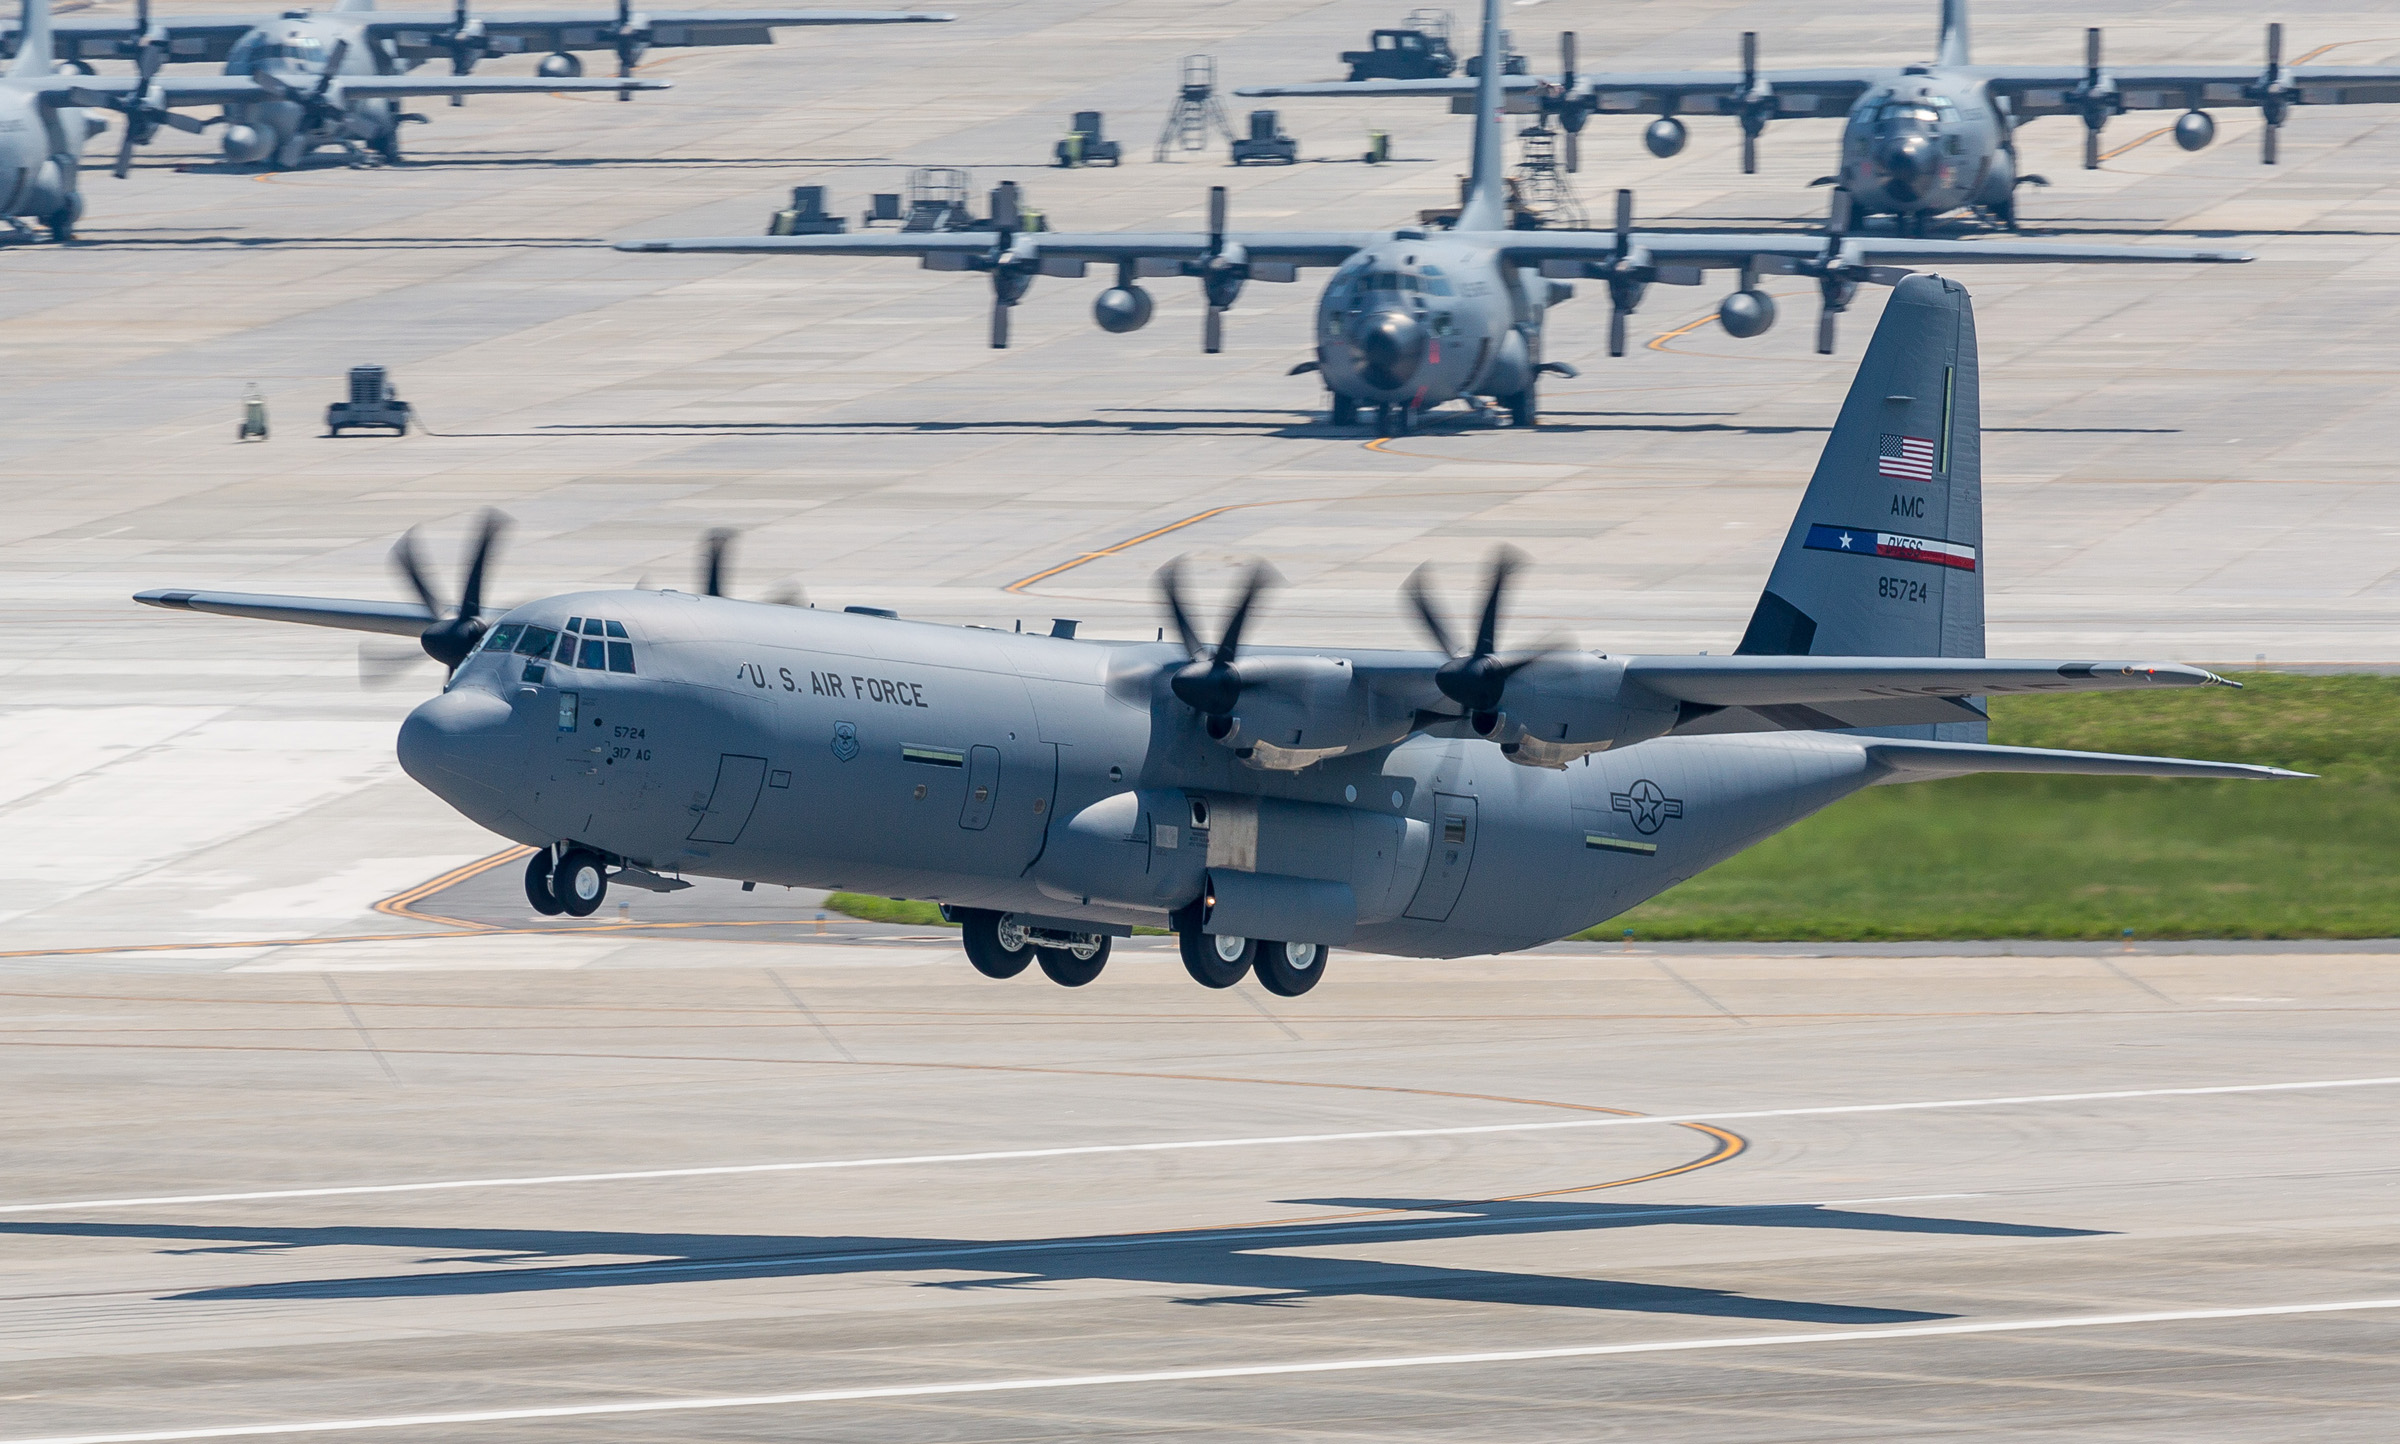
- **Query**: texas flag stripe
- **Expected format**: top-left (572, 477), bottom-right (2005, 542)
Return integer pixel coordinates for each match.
top-left (1804, 523), bottom-right (1978, 572)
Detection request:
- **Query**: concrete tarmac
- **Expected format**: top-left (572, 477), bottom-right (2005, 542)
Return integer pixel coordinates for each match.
top-left (5, 0), bottom-right (2400, 1435)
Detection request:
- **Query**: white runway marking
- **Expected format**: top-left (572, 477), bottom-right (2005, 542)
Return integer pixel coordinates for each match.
top-left (4, 1074), bottom-right (2392, 1215)
top-left (11, 1298), bottom-right (2398, 1444)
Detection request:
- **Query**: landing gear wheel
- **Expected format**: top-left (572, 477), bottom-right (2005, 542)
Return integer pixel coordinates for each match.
top-left (961, 910), bottom-right (1035, 979)
top-left (523, 849), bottom-right (563, 917)
top-left (1327, 393), bottom-right (1363, 428)
top-left (43, 193), bottom-right (78, 244)
top-left (1255, 940), bottom-right (1327, 997)
top-left (375, 129), bottom-right (403, 165)
top-left (1504, 385), bottom-right (1536, 428)
top-left (274, 134), bottom-right (308, 170)
top-left (1179, 931), bottom-right (1254, 989)
top-left (553, 848), bottom-right (607, 918)
top-left (1036, 933), bottom-right (1110, 987)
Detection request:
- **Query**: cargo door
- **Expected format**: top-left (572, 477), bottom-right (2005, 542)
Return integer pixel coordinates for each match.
top-left (1402, 793), bottom-right (1478, 922)
top-left (688, 754), bottom-right (768, 843)
top-left (958, 745), bottom-right (1001, 831)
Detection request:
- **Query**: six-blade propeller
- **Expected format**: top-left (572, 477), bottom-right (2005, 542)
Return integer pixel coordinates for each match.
top-left (390, 509), bottom-right (505, 670)
top-left (1404, 547), bottom-right (1547, 734)
top-left (1157, 557), bottom-right (1275, 736)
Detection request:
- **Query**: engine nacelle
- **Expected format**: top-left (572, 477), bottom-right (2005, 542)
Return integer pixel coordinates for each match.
top-left (221, 123), bottom-right (274, 163)
top-left (1643, 116), bottom-right (1688, 158)
top-left (537, 51), bottom-right (584, 78)
top-left (1093, 284), bottom-right (1153, 333)
top-left (1718, 288), bottom-right (1776, 339)
top-left (2174, 110), bottom-right (2215, 151)
top-left (1481, 654), bottom-right (1683, 767)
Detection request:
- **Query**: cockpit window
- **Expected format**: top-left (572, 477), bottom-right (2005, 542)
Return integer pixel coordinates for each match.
top-left (515, 625), bottom-right (559, 659)
top-left (577, 636), bottom-right (607, 669)
top-left (603, 620), bottom-right (628, 638)
top-left (606, 641), bottom-right (635, 673)
top-left (481, 622), bottom-right (522, 655)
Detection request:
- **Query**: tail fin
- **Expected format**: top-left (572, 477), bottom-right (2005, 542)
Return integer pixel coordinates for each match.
top-left (1738, 273), bottom-right (1983, 669)
top-left (8, 0), bottom-right (51, 80)
top-left (1937, 0), bottom-right (1971, 66)
top-left (1455, 0), bottom-right (1508, 232)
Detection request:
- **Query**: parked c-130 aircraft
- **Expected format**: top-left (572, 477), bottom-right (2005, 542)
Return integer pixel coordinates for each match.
top-left (136, 275), bottom-right (2301, 996)
top-left (2, 0), bottom-right (949, 169)
top-left (618, 0), bottom-right (2248, 434)
top-left (1243, 0), bottom-right (2400, 232)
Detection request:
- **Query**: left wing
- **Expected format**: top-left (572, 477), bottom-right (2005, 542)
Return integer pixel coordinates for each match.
top-left (1982, 63), bottom-right (2400, 118)
top-left (328, 73), bottom-right (666, 99)
top-left (1502, 228), bottom-right (2253, 275)
top-left (371, 8), bottom-right (951, 60)
top-left (1, 20), bottom-right (268, 66)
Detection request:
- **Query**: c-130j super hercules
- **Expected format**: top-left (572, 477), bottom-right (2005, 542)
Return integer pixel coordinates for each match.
top-left (137, 277), bottom-right (2302, 996)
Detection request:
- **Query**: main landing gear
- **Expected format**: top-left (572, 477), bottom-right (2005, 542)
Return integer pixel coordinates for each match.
top-left (525, 845), bottom-right (608, 918)
top-left (1178, 931), bottom-right (1327, 996)
top-left (954, 910), bottom-right (1113, 987)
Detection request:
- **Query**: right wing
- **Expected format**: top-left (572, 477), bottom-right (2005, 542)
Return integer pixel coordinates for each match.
top-left (614, 230), bottom-right (1382, 269)
top-left (1981, 63), bottom-right (2400, 118)
top-left (136, 589), bottom-right (434, 638)
top-left (38, 72), bottom-right (663, 108)
top-left (2, 20), bottom-right (270, 66)
top-left (1238, 67), bottom-right (1878, 121)
top-left (371, 8), bottom-right (952, 60)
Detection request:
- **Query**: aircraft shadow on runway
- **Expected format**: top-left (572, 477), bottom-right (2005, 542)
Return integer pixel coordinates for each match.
top-left (5, 1197), bottom-right (2103, 1324)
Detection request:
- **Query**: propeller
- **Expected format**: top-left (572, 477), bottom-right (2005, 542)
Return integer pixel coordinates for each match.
top-left (1793, 188), bottom-right (1912, 354)
top-left (439, 0), bottom-right (490, 106)
top-left (2246, 22), bottom-right (2294, 165)
top-left (1735, 30), bottom-right (1774, 175)
top-left (1590, 189), bottom-right (1657, 357)
top-left (977, 181), bottom-right (1035, 348)
top-left (606, 0), bottom-right (651, 100)
top-left (701, 526), bottom-right (734, 596)
top-left (1157, 558), bottom-right (1276, 737)
top-left (2070, 27), bottom-right (2120, 170)
top-left (104, 32), bottom-right (207, 180)
top-left (1403, 547), bottom-right (1548, 735)
top-left (252, 38), bottom-right (353, 141)
top-left (1538, 31), bottom-right (1593, 172)
top-left (390, 509), bottom-right (506, 671)
top-left (1197, 184), bottom-right (1243, 353)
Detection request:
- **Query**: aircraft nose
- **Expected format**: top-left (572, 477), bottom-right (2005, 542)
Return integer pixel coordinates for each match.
top-left (397, 686), bottom-right (519, 808)
top-left (1348, 310), bottom-right (1428, 390)
top-left (1881, 132), bottom-right (1935, 182)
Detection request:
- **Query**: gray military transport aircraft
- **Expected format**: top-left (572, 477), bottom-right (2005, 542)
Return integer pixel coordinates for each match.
top-left (3, 0), bottom-right (947, 169)
top-left (0, 0), bottom-right (655, 217)
top-left (616, 0), bottom-right (2248, 434)
top-left (135, 274), bottom-right (2302, 996)
top-left (1243, 0), bottom-right (2400, 231)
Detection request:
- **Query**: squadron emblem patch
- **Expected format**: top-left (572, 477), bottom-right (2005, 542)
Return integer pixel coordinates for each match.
top-left (830, 721), bottom-right (860, 763)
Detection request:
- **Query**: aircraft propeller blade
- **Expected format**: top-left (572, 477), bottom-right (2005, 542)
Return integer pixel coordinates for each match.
top-left (390, 510), bottom-right (508, 672)
top-left (1738, 30), bottom-right (1764, 174)
top-left (611, 0), bottom-right (648, 99)
top-left (1156, 558), bottom-right (1277, 728)
top-left (2077, 27), bottom-right (2112, 170)
top-left (980, 183), bottom-right (1030, 349)
top-left (989, 290), bottom-right (1011, 348)
top-left (1194, 184), bottom-right (1247, 354)
top-left (1203, 305), bottom-right (1224, 353)
top-left (1600, 188), bottom-right (1648, 358)
top-left (701, 527), bottom-right (734, 597)
top-left (1404, 547), bottom-right (1549, 732)
top-left (2258, 21), bottom-right (2286, 164)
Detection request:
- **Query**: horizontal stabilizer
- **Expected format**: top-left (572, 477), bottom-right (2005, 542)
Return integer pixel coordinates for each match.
top-left (1864, 738), bottom-right (2309, 782)
top-left (1633, 656), bottom-right (2236, 708)
top-left (136, 588), bottom-right (432, 638)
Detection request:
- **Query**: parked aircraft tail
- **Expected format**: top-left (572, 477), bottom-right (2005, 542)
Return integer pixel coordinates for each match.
top-left (8, 0), bottom-right (51, 79)
top-left (1456, 0), bottom-right (1508, 232)
top-left (1736, 274), bottom-right (1985, 737)
top-left (1937, 0), bottom-right (1971, 67)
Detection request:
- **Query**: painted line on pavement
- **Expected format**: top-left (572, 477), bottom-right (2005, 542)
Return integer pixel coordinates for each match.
top-left (10, 1298), bottom-right (2399, 1443)
top-left (3, 1074), bottom-right (2392, 1215)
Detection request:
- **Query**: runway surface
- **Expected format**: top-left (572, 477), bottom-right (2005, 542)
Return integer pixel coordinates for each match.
top-left (6, 0), bottom-right (2400, 1435)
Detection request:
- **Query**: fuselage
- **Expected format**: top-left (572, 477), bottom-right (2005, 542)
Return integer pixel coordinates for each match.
top-left (1834, 67), bottom-right (2015, 224)
top-left (0, 81), bottom-right (90, 229)
top-left (218, 16), bottom-right (400, 166)
top-left (1312, 233), bottom-right (1550, 416)
top-left (398, 588), bottom-right (1881, 958)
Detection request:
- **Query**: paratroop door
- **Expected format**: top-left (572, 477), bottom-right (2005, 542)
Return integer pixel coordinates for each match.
top-left (688, 754), bottom-right (768, 843)
top-left (1402, 793), bottom-right (1478, 922)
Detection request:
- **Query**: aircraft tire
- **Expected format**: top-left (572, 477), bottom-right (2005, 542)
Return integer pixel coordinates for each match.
top-left (1254, 940), bottom-right (1327, 997)
top-left (524, 850), bottom-right (564, 917)
top-left (554, 848), bottom-right (607, 918)
top-left (960, 910), bottom-right (1035, 979)
top-left (1036, 934), bottom-right (1110, 987)
top-left (1179, 931), bottom-right (1253, 989)
top-left (1505, 386), bottom-right (1536, 427)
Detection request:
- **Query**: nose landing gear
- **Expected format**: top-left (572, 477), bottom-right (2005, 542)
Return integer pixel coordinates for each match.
top-left (527, 845), bottom-right (608, 918)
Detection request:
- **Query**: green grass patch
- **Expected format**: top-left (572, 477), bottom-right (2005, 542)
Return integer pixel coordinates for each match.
top-left (1586, 673), bottom-right (2400, 941)
top-left (825, 893), bottom-right (954, 927)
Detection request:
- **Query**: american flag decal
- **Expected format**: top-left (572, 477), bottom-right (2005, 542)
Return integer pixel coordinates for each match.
top-left (1878, 433), bottom-right (1936, 481)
